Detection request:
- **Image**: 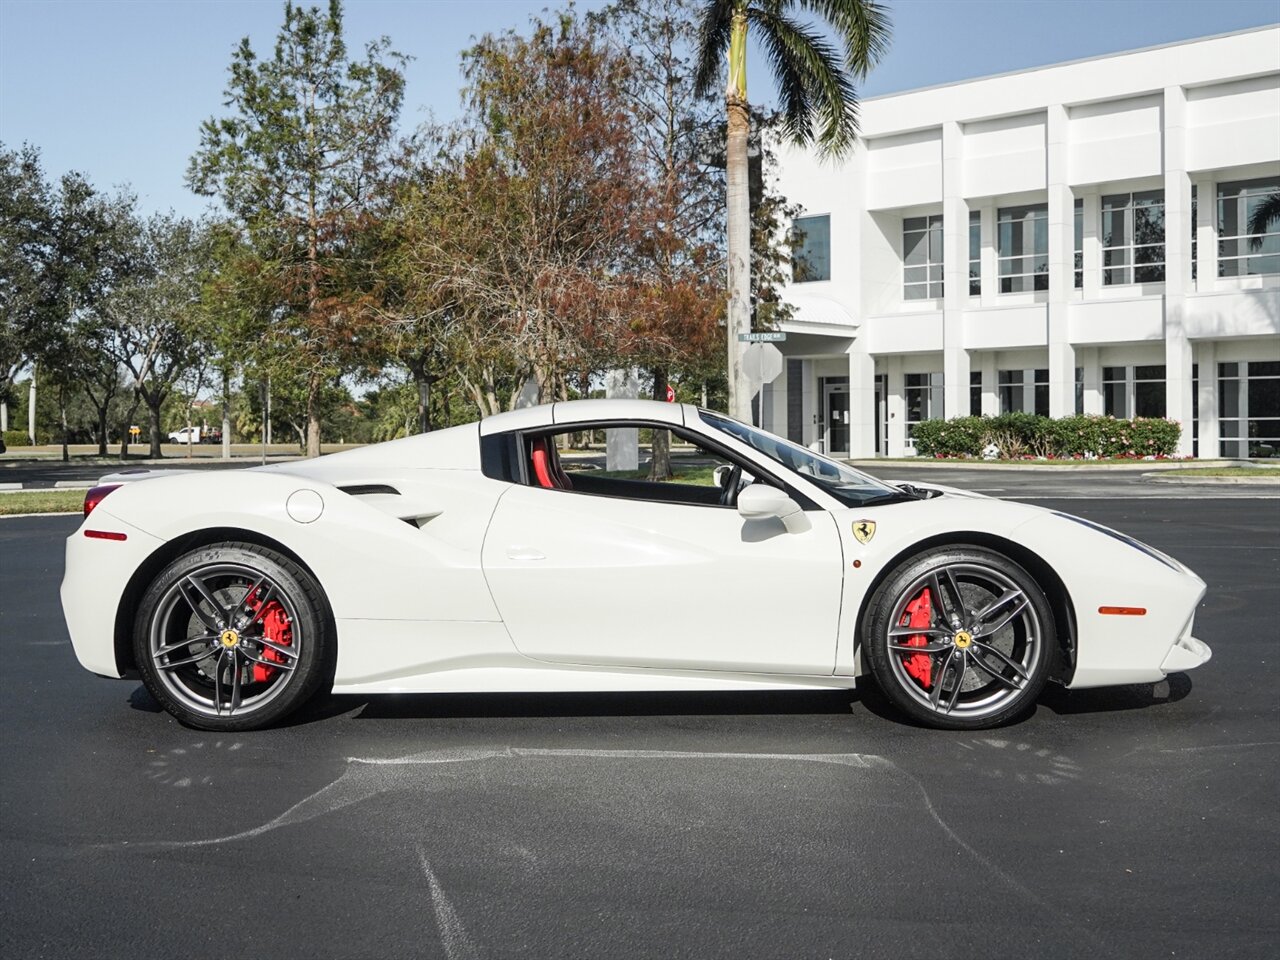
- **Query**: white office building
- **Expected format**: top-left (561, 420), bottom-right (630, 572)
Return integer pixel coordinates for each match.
top-left (764, 25), bottom-right (1280, 458)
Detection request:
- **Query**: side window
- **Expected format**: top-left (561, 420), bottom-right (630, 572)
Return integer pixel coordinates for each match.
top-left (521, 424), bottom-right (755, 507)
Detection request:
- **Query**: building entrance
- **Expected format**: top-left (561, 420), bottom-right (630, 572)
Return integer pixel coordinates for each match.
top-left (821, 377), bottom-right (850, 456)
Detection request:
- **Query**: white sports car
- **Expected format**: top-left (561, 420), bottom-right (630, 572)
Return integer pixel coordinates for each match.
top-left (61, 400), bottom-right (1211, 731)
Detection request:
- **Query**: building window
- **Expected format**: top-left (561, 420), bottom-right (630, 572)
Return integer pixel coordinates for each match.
top-left (1219, 361), bottom-right (1280, 458)
top-left (1134, 365), bottom-right (1166, 417)
top-left (1103, 366), bottom-right (1126, 417)
top-left (969, 212), bottom-right (981, 296)
top-left (1101, 190), bottom-right (1165, 285)
top-left (791, 214), bottom-right (830, 282)
top-left (904, 215), bottom-right (943, 300)
top-left (1192, 362), bottom-right (1199, 457)
top-left (1104, 365), bottom-right (1166, 418)
top-left (997, 204), bottom-right (1047, 292)
top-left (997, 368), bottom-right (1047, 414)
top-left (1191, 185), bottom-right (1197, 282)
top-left (1217, 178), bottom-right (1280, 277)
top-left (1074, 199), bottom-right (1083, 289)
top-left (998, 370), bottom-right (1023, 413)
top-left (904, 372), bottom-right (944, 435)
top-left (1075, 366), bottom-right (1084, 416)
top-left (970, 371), bottom-right (982, 416)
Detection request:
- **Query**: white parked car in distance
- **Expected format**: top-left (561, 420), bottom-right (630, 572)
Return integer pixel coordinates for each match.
top-left (167, 426), bottom-right (220, 444)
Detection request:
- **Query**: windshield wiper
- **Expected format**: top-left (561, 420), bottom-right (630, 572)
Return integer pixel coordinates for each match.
top-left (895, 483), bottom-right (934, 500)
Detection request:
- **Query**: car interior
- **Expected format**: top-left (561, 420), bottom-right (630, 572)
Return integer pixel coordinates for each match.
top-left (521, 426), bottom-right (752, 508)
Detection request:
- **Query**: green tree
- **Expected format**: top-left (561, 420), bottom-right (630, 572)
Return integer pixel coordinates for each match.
top-left (0, 143), bottom-right (53, 432)
top-left (693, 0), bottom-right (889, 419)
top-left (187, 0), bottom-right (407, 457)
top-left (197, 222), bottom-right (274, 456)
top-left (31, 174), bottom-right (135, 461)
top-left (598, 0), bottom-right (726, 478)
top-left (104, 214), bottom-right (210, 458)
top-left (402, 15), bottom-right (648, 416)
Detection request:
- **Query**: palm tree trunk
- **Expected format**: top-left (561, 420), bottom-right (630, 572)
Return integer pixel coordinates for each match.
top-left (221, 367), bottom-right (232, 459)
top-left (725, 10), bottom-right (752, 421)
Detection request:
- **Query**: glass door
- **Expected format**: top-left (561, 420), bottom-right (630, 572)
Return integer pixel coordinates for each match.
top-left (875, 374), bottom-right (887, 455)
top-left (822, 378), bottom-right (850, 456)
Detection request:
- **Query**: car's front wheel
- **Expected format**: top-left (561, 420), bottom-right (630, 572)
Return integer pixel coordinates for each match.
top-left (133, 542), bottom-right (334, 731)
top-left (862, 546), bottom-right (1054, 729)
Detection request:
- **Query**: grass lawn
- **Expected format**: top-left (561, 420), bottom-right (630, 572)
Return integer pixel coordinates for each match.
top-left (1163, 466), bottom-right (1280, 477)
top-left (0, 489), bottom-right (85, 516)
top-left (855, 457), bottom-right (1208, 466)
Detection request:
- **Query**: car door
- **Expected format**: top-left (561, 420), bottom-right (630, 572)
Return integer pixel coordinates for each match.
top-left (481, 437), bottom-right (845, 675)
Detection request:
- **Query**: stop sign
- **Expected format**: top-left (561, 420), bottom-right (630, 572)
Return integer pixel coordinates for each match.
top-left (665, 384), bottom-right (675, 402)
top-left (742, 342), bottom-right (784, 385)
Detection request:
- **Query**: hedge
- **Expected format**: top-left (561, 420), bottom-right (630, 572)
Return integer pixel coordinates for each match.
top-left (911, 414), bottom-right (1182, 459)
top-left (3, 430), bottom-right (35, 448)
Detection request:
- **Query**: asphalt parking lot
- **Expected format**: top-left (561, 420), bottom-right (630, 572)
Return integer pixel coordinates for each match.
top-left (2, 494), bottom-right (1277, 959)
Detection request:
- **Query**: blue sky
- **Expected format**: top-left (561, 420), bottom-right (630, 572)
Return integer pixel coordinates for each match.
top-left (2, 0), bottom-right (1277, 217)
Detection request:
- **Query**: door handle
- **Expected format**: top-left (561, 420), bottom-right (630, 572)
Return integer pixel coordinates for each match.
top-left (506, 546), bottom-right (546, 561)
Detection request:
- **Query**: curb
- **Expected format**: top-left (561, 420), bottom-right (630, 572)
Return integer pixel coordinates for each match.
top-left (0, 511), bottom-right (81, 519)
top-left (1144, 475), bottom-right (1280, 485)
top-left (844, 459), bottom-right (1246, 472)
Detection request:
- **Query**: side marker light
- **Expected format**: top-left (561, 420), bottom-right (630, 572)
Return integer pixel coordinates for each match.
top-left (1099, 606), bottom-right (1146, 616)
top-left (84, 530), bottom-right (128, 542)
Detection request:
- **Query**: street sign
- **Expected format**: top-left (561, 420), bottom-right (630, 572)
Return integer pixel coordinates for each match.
top-left (737, 332), bottom-right (787, 342)
top-left (742, 342), bottom-right (784, 386)
top-left (665, 384), bottom-right (675, 402)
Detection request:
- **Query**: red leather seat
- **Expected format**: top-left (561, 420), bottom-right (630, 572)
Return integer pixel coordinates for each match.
top-left (530, 437), bottom-right (573, 490)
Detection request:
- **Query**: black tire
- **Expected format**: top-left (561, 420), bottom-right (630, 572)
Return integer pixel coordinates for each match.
top-left (133, 541), bottom-right (334, 731)
top-left (862, 545), bottom-right (1054, 730)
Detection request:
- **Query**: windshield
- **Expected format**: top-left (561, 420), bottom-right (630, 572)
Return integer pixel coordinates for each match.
top-left (699, 410), bottom-right (905, 508)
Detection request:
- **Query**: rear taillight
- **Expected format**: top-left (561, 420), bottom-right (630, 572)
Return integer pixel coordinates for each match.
top-left (83, 484), bottom-right (122, 517)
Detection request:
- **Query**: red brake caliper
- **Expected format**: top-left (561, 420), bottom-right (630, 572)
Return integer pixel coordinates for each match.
top-left (898, 588), bottom-right (934, 689)
top-left (245, 589), bottom-right (293, 683)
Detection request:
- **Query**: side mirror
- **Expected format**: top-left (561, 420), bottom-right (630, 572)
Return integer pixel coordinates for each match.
top-left (736, 483), bottom-right (810, 534)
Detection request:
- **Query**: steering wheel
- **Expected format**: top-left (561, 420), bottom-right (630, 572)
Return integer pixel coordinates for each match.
top-left (718, 464), bottom-right (742, 506)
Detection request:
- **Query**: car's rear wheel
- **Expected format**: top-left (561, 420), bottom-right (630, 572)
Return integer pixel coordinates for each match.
top-left (862, 546), bottom-right (1054, 729)
top-left (133, 542), bottom-right (333, 731)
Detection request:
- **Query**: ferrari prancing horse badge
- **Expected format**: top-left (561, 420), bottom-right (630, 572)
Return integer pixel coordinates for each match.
top-left (853, 520), bottom-right (876, 544)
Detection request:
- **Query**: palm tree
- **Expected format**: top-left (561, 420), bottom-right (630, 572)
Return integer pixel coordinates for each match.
top-left (694, 0), bottom-right (890, 420)
top-left (1247, 191), bottom-right (1280, 251)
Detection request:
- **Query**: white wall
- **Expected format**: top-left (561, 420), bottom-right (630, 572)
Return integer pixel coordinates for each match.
top-left (864, 128), bottom-right (941, 210)
top-left (1186, 74), bottom-right (1280, 172)
top-left (962, 112), bottom-right (1046, 198)
top-left (863, 311), bottom-right (944, 355)
top-left (962, 305), bottom-right (1048, 351)
top-left (858, 27), bottom-right (1280, 138)
top-left (1069, 95), bottom-right (1163, 186)
top-left (860, 210), bottom-right (904, 318)
top-left (1068, 298), bottom-right (1166, 344)
top-left (1186, 289), bottom-right (1280, 340)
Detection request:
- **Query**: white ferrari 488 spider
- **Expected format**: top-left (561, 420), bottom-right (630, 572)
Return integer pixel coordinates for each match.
top-left (61, 400), bottom-right (1211, 731)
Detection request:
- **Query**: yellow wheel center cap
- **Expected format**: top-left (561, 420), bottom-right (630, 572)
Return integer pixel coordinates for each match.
top-left (953, 631), bottom-right (973, 649)
top-left (219, 629), bottom-right (240, 649)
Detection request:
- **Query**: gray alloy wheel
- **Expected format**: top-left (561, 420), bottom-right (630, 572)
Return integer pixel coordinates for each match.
top-left (863, 546), bottom-right (1055, 729)
top-left (134, 543), bottom-right (333, 731)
